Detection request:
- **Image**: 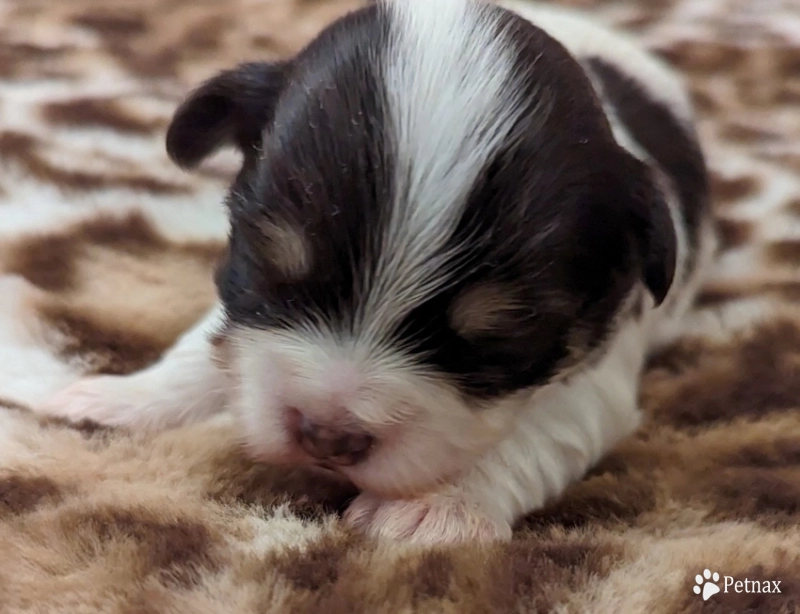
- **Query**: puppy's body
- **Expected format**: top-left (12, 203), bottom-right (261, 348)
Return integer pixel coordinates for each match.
top-left (41, 1), bottom-right (715, 544)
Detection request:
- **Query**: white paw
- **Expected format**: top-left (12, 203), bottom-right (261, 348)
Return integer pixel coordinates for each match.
top-left (343, 490), bottom-right (512, 546)
top-left (37, 375), bottom-right (159, 429)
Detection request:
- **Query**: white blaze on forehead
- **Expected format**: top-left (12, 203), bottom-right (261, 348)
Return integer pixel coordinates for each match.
top-left (358, 0), bottom-right (528, 346)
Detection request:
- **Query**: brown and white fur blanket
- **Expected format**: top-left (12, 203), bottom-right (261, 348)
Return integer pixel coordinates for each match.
top-left (1, 0), bottom-right (799, 612)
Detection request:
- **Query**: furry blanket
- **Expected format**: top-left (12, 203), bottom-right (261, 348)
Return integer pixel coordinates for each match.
top-left (1, 0), bottom-right (799, 611)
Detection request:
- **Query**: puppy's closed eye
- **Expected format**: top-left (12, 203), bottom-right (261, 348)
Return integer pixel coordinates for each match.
top-left (448, 284), bottom-right (521, 339)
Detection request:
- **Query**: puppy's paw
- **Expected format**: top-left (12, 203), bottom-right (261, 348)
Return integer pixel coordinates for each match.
top-left (37, 375), bottom-right (162, 429)
top-left (344, 490), bottom-right (512, 546)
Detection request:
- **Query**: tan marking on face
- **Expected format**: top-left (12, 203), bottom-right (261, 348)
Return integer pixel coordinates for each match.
top-left (448, 285), bottom-right (520, 339)
top-left (258, 220), bottom-right (312, 279)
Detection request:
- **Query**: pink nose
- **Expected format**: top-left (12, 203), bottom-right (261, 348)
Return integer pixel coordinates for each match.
top-left (288, 409), bottom-right (374, 466)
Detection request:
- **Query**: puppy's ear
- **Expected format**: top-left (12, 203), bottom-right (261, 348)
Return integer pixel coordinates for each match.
top-left (624, 157), bottom-right (677, 306)
top-left (166, 61), bottom-right (287, 170)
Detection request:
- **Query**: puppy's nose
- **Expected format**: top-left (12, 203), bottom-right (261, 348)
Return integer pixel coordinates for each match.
top-left (289, 410), bottom-right (374, 466)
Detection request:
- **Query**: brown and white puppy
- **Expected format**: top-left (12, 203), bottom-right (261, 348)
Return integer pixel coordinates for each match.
top-left (40, 0), bottom-right (716, 544)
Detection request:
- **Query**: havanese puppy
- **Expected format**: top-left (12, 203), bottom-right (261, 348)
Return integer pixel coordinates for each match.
top-left (41, 0), bottom-right (716, 544)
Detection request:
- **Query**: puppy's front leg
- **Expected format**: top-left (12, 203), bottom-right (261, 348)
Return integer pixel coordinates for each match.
top-left (344, 473), bottom-right (514, 545)
top-left (38, 302), bottom-right (228, 430)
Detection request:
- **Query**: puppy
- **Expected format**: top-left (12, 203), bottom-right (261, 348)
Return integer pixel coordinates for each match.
top-left (40, 0), bottom-right (716, 544)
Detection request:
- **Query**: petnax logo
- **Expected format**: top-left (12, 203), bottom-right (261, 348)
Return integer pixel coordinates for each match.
top-left (692, 569), bottom-right (781, 602)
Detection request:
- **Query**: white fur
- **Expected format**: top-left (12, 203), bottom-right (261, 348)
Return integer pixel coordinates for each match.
top-left (461, 315), bottom-right (649, 522)
top-left (359, 0), bottom-right (530, 345)
top-left (227, 325), bottom-right (519, 496)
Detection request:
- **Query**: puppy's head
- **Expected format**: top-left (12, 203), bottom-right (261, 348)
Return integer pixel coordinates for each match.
top-left (167, 0), bottom-right (676, 498)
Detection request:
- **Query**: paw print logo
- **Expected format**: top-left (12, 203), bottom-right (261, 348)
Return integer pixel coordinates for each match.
top-left (694, 569), bottom-right (721, 601)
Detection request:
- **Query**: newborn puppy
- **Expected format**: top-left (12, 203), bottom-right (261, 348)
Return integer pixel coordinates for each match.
top-left (40, 0), bottom-right (716, 544)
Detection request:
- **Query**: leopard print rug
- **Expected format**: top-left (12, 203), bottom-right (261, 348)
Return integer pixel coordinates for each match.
top-left (1, 0), bottom-right (799, 612)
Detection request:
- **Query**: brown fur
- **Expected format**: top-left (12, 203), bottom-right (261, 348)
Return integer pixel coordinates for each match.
top-left (449, 284), bottom-right (522, 338)
top-left (1, 0), bottom-right (799, 611)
